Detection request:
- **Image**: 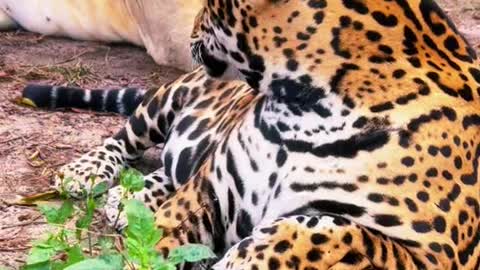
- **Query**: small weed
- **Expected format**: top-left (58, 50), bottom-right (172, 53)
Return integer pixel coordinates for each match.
top-left (8, 63), bottom-right (97, 85)
top-left (21, 169), bottom-right (215, 270)
top-left (47, 64), bottom-right (93, 85)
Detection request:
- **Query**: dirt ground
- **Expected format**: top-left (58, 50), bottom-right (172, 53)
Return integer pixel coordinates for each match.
top-left (0, 2), bottom-right (479, 269)
top-left (0, 34), bottom-right (183, 268)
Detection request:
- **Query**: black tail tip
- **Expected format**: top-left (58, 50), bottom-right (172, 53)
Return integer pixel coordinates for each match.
top-left (22, 84), bottom-right (56, 108)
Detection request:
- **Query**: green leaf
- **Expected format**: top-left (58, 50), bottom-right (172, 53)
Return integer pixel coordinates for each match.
top-left (98, 238), bottom-right (115, 255)
top-left (168, 244), bottom-right (216, 265)
top-left (91, 182), bottom-right (109, 197)
top-left (57, 200), bottom-right (75, 223)
top-left (153, 262), bottom-right (176, 270)
top-left (125, 236), bottom-right (157, 268)
top-left (21, 261), bottom-right (51, 270)
top-left (99, 254), bottom-right (124, 270)
top-left (76, 197), bottom-right (95, 229)
top-left (124, 200), bottom-right (161, 243)
top-left (124, 199), bottom-right (164, 268)
top-left (38, 200), bottom-right (74, 224)
top-left (26, 234), bottom-right (71, 268)
top-left (63, 259), bottom-right (116, 270)
top-left (26, 238), bottom-right (60, 265)
top-left (26, 247), bottom-right (54, 265)
top-left (150, 256), bottom-right (177, 270)
top-left (37, 204), bottom-right (57, 223)
top-left (36, 235), bottom-right (68, 250)
top-left (51, 261), bottom-right (66, 270)
top-left (125, 237), bottom-right (143, 260)
top-left (64, 245), bottom-right (85, 267)
top-left (120, 169), bottom-right (145, 192)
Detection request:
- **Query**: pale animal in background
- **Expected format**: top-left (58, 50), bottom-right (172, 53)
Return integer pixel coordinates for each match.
top-left (0, 0), bottom-right (202, 70)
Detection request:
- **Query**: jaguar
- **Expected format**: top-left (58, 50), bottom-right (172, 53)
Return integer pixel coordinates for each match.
top-left (28, 0), bottom-right (480, 269)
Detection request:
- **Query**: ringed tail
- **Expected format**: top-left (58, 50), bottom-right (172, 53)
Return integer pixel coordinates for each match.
top-left (22, 84), bottom-right (147, 116)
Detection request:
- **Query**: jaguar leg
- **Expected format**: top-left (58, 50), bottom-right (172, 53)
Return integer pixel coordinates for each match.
top-left (54, 70), bottom-right (201, 197)
top-left (104, 166), bottom-right (175, 230)
top-left (150, 163), bottom-right (435, 270)
top-left (54, 137), bottom-right (130, 198)
top-left (152, 162), bottom-right (225, 265)
top-left (136, 168), bottom-right (176, 211)
top-left (213, 215), bottom-right (430, 270)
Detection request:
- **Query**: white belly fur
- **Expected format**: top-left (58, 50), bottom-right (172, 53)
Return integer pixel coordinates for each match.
top-left (0, 0), bottom-right (202, 69)
top-left (126, 0), bottom-right (202, 70)
top-left (0, 0), bottom-right (143, 44)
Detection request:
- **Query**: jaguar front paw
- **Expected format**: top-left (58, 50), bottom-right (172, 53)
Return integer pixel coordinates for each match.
top-left (104, 185), bottom-right (129, 231)
top-left (53, 139), bottom-right (126, 198)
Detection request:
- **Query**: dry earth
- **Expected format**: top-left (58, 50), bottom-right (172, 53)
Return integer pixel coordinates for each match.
top-left (0, 34), bottom-right (183, 269)
top-left (0, 1), bottom-right (479, 269)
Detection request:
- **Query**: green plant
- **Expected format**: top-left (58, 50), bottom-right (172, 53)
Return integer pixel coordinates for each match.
top-left (22, 169), bottom-right (215, 270)
top-left (47, 64), bottom-right (94, 85)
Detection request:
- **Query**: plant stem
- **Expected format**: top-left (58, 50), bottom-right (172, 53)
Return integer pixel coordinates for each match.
top-left (88, 231), bottom-right (93, 256)
top-left (113, 187), bottom-right (130, 229)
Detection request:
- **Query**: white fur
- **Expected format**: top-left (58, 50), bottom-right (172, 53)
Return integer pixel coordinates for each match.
top-left (0, 0), bottom-right (142, 43)
top-left (116, 89), bottom-right (125, 115)
top-left (50, 86), bottom-right (58, 108)
top-left (126, 0), bottom-right (202, 70)
top-left (0, 0), bottom-right (203, 70)
top-left (83, 90), bottom-right (91, 103)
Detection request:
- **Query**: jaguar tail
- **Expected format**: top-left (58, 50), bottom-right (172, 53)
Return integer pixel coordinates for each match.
top-left (22, 84), bottom-right (147, 116)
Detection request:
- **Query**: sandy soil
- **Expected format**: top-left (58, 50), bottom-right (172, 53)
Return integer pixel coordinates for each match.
top-left (0, 2), bottom-right (479, 269)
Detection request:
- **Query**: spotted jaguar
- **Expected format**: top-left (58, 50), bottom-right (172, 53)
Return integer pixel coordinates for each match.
top-left (34, 0), bottom-right (480, 269)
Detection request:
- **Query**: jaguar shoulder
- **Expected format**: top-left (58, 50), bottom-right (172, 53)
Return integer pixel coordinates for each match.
top-left (188, 0), bottom-right (480, 269)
